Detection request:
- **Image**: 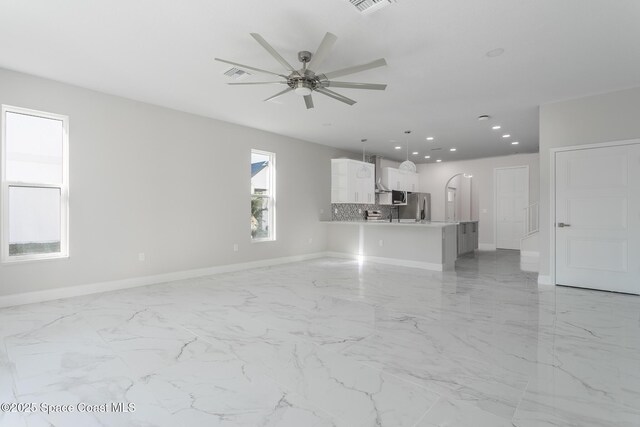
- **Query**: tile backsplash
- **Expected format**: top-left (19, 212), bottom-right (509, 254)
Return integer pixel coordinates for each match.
top-left (331, 198), bottom-right (393, 221)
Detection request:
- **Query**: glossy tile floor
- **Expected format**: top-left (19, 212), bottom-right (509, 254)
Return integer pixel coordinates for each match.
top-left (1, 250), bottom-right (639, 426)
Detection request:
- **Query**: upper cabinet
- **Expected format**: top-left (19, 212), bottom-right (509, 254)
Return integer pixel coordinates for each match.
top-left (381, 167), bottom-right (420, 192)
top-left (404, 170), bottom-right (419, 192)
top-left (331, 159), bottom-right (375, 204)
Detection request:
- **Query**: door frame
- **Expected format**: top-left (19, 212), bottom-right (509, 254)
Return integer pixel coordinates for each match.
top-left (549, 138), bottom-right (640, 286)
top-left (493, 165), bottom-right (529, 250)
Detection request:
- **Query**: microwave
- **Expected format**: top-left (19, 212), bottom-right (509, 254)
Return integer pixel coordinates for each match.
top-left (391, 190), bottom-right (407, 205)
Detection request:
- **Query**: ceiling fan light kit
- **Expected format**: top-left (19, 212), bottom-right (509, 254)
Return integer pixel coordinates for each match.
top-left (215, 32), bottom-right (387, 109)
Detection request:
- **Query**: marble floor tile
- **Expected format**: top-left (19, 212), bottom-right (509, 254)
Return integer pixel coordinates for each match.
top-left (1, 250), bottom-right (639, 426)
top-left (184, 324), bottom-right (439, 427)
top-left (139, 355), bottom-right (341, 426)
top-left (416, 396), bottom-right (516, 427)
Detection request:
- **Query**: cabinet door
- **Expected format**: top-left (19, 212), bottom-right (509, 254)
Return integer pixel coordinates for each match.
top-left (359, 163), bottom-right (375, 204)
top-left (381, 167), bottom-right (400, 191)
top-left (397, 170), bottom-right (407, 191)
top-left (349, 160), bottom-right (374, 204)
top-left (400, 170), bottom-right (419, 192)
top-left (473, 222), bottom-right (479, 250)
top-left (347, 161), bottom-right (360, 203)
top-left (331, 159), bottom-right (349, 203)
top-left (408, 172), bottom-right (419, 192)
top-left (363, 163), bottom-right (375, 204)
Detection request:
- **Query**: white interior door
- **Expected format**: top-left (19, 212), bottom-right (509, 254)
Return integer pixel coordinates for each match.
top-left (446, 187), bottom-right (456, 221)
top-left (555, 142), bottom-right (640, 294)
top-left (496, 166), bottom-right (529, 250)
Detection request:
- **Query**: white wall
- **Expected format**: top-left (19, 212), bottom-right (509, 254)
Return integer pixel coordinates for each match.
top-left (0, 68), bottom-right (349, 297)
top-left (417, 153), bottom-right (539, 248)
top-left (538, 86), bottom-right (640, 277)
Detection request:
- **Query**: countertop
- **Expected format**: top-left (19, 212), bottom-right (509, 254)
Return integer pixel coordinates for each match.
top-left (323, 220), bottom-right (457, 228)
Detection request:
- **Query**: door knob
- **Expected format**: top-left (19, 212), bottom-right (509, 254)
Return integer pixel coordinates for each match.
top-left (557, 222), bottom-right (571, 228)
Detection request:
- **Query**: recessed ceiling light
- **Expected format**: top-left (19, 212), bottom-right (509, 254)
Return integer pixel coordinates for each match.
top-left (322, 123), bottom-right (332, 127)
top-left (511, 141), bottom-right (519, 145)
top-left (450, 148), bottom-right (457, 152)
top-left (424, 155), bottom-right (431, 159)
top-left (394, 146), bottom-right (402, 150)
top-left (492, 125), bottom-right (501, 130)
top-left (426, 137), bottom-right (434, 141)
top-left (436, 159), bottom-right (442, 163)
top-left (502, 134), bottom-right (511, 138)
top-left (477, 115), bottom-right (490, 121)
top-left (486, 48), bottom-right (505, 58)
top-left (412, 151), bottom-right (419, 155)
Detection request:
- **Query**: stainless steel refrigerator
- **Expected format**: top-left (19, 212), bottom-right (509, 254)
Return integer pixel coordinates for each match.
top-left (398, 192), bottom-right (431, 221)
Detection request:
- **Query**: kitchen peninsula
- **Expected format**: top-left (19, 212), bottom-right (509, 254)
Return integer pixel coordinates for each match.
top-left (324, 220), bottom-right (457, 271)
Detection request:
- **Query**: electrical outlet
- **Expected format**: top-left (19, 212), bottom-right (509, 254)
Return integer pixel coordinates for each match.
top-left (482, 208), bottom-right (488, 214)
top-left (378, 240), bottom-right (384, 247)
top-left (358, 209), bottom-right (362, 214)
top-left (334, 208), bottom-right (338, 214)
top-left (308, 238), bottom-right (313, 244)
top-left (233, 243), bottom-right (239, 252)
top-left (138, 253), bottom-right (146, 262)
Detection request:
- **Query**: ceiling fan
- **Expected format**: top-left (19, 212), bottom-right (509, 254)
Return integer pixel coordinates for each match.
top-left (215, 32), bottom-right (387, 109)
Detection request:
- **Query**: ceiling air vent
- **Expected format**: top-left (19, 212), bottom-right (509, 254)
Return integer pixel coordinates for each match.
top-left (223, 67), bottom-right (251, 80)
top-left (349, 0), bottom-right (393, 14)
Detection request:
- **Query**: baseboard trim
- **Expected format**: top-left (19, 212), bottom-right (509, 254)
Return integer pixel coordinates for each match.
top-left (478, 243), bottom-right (496, 251)
top-left (520, 251), bottom-right (540, 258)
top-left (325, 251), bottom-right (444, 271)
top-left (0, 252), bottom-right (327, 308)
top-left (537, 275), bottom-right (553, 286)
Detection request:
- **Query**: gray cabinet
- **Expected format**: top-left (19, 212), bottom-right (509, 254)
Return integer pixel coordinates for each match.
top-left (457, 221), bottom-right (479, 255)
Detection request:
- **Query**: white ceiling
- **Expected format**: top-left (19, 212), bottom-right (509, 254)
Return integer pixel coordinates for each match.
top-left (1, 0), bottom-right (640, 162)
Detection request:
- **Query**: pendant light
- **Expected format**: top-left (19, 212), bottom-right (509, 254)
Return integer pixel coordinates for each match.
top-left (399, 130), bottom-right (417, 172)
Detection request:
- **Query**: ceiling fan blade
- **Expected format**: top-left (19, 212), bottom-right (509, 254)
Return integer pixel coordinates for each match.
top-left (315, 88), bottom-right (357, 106)
top-left (322, 81), bottom-right (387, 90)
top-left (250, 33), bottom-right (296, 72)
top-left (304, 94), bottom-right (314, 109)
top-left (307, 32), bottom-right (337, 72)
top-left (320, 58), bottom-right (387, 80)
top-left (215, 58), bottom-right (287, 78)
top-left (264, 87), bottom-right (294, 102)
top-left (228, 81), bottom-right (287, 85)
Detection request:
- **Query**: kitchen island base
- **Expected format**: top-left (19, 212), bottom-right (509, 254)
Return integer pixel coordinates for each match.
top-left (325, 221), bottom-right (457, 271)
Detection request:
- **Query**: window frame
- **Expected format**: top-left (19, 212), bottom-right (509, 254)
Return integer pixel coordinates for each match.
top-left (1, 105), bottom-right (70, 263)
top-left (250, 149), bottom-right (276, 242)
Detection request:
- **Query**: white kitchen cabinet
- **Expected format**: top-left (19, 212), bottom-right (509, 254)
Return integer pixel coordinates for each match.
top-left (381, 167), bottom-right (420, 192)
top-left (381, 167), bottom-right (402, 191)
top-left (331, 159), bottom-right (374, 204)
top-left (403, 170), bottom-right (420, 192)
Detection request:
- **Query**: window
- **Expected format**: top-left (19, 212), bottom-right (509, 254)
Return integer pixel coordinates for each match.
top-left (1, 105), bottom-right (69, 262)
top-left (250, 149), bottom-right (275, 241)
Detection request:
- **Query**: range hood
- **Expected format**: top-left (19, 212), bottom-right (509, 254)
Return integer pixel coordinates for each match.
top-left (373, 155), bottom-right (390, 192)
